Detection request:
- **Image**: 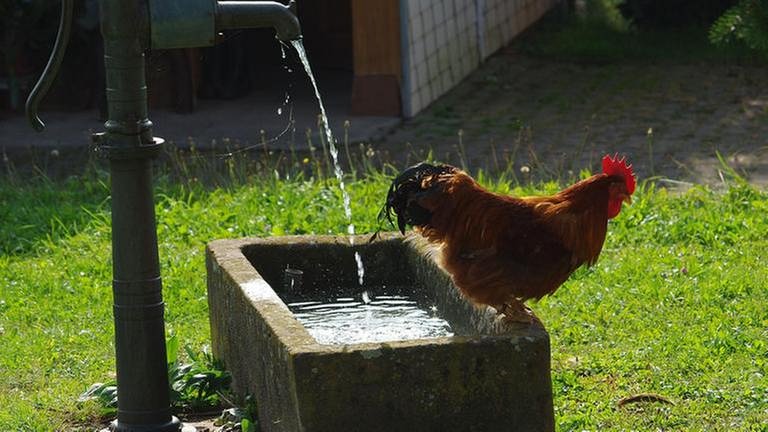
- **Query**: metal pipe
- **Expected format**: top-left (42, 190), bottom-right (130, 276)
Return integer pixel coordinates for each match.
top-left (98, 0), bottom-right (179, 430)
top-left (215, 1), bottom-right (301, 41)
top-left (109, 154), bottom-right (179, 432)
top-left (26, 0), bottom-right (74, 132)
top-left (25, 1), bottom-right (301, 430)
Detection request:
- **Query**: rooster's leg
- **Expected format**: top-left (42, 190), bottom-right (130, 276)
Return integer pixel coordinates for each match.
top-left (496, 300), bottom-right (539, 324)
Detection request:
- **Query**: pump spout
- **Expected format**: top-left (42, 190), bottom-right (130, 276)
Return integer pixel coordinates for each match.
top-left (216, 1), bottom-right (301, 41)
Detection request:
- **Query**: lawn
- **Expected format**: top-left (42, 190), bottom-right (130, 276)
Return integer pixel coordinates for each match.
top-left (0, 160), bottom-right (766, 431)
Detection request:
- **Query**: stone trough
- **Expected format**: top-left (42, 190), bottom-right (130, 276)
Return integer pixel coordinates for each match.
top-left (206, 234), bottom-right (554, 432)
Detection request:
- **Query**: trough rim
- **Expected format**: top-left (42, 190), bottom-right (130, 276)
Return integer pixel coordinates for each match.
top-left (206, 233), bottom-right (548, 356)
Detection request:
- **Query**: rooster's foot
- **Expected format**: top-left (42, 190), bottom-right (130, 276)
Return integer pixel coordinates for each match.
top-left (496, 301), bottom-right (540, 324)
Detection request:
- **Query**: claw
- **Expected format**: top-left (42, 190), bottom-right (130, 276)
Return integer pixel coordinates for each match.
top-left (496, 301), bottom-right (540, 325)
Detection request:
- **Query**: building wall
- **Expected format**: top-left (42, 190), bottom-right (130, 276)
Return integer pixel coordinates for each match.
top-left (402, 0), bottom-right (558, 117)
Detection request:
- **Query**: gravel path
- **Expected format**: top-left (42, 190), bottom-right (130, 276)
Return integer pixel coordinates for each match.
top-left (376, 49), bottom-right (768, 187)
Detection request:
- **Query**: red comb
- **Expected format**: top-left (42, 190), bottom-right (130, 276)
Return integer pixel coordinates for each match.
top-left (602, 153), bottom-right (636, 194)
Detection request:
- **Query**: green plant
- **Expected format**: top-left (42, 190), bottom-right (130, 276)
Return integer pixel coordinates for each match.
top-left (518, 0), bottom-right (761, 64)
top-left (78, 335), bottom-right (231, 415)
top-left (166, 335), bottom-right (232, 412)
top-left (710, 0), bottom-right (768, 54)
top-left (582, 0), bottom-right (631, 32)
top-left (78, 382), bottom-right (118, 417)
top-left (240, 394), bottom-right (259, 432)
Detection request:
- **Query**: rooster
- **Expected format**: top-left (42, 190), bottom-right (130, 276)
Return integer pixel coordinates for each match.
top-left (379, 154), bottom-right (636, 322)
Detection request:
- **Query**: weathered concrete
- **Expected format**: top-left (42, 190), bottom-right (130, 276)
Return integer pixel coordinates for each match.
top-left (206, 234), bottom-right (554, 432)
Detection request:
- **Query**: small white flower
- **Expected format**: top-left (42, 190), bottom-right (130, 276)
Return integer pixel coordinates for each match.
top-left (520, 165), bottom-right (531, 174)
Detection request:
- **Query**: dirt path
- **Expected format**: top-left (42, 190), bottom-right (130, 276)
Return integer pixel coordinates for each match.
top-left (376, 49), bottom-right (768, 187)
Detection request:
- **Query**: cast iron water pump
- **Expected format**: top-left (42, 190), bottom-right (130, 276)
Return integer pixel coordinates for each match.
top-left (25, 1), bottom-right (300, 431)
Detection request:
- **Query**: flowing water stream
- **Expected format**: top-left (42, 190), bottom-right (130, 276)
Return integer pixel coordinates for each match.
top-left (292, 40), bottom-right (365, 286)
top-left (280, 41), bottom-right (456, 345)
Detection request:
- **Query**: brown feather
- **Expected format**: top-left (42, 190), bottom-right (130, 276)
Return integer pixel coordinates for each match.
top-left (402, 169), bottom-right (626, 306)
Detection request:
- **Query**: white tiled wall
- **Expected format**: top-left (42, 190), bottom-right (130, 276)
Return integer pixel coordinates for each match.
top-left (402, 0), bottom-right (557, 117)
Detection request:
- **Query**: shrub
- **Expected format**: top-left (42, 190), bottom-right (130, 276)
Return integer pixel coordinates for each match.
top-left (709, 0), bottom-right (768, 54)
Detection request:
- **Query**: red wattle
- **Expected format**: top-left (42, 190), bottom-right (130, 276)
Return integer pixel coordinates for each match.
top-left (607, 200), bottom-right (622, 219)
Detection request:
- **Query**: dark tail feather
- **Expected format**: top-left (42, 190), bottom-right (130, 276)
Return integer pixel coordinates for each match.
top-left (374, 162), bottom-right (455, 237)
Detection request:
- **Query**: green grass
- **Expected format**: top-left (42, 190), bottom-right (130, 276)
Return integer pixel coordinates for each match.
top-left (516, 4), bottom-right (765, 65)
top-left (0, 163), bottom-right (767, 430)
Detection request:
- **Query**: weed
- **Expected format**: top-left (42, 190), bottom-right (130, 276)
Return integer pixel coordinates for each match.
top-left (78, 335), bottom-right (231, 417)
top-left (646, 127), bottom-right (655, 177)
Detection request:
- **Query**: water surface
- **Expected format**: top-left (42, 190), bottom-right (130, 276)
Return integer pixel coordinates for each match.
top-left (288, 290), bottom-right (454, 345)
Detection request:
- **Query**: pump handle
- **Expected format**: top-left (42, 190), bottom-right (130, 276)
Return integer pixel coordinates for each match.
top-left (26, 0), bottom-right (75, 132)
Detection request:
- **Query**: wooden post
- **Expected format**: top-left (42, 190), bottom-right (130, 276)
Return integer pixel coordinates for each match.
top-left (350, 0), bottom-right (401, 116)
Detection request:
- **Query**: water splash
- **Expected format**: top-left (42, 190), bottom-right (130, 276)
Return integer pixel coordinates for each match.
top-left (292, 39), bottom-right (365, 286)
